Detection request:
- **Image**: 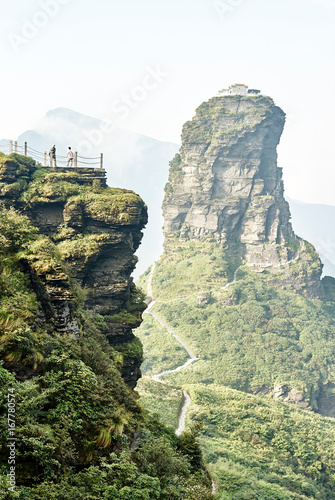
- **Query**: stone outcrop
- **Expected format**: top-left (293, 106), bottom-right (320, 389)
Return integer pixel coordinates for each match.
top-left (163, 95), bottom-right (323, 298)
top-left (197, 291), bottom-right (211, 305)
top-left (27, 261), bottom-right (80, 338)
top-left (0, 158), bottom-right (147, 388)
top-left (273, 384), bottom-right (311, 410)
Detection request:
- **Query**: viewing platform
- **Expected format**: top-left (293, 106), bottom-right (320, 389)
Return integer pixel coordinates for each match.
top-left (0, 140), bottom-right (104, 169)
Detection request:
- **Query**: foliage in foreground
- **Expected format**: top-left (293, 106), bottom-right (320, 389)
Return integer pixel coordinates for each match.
top-left (186, 384), bottom-right (335, 500)
top-left (146, 242), bottom-right (335, 407)
top-left (0, 156), bottom-right (212, 499)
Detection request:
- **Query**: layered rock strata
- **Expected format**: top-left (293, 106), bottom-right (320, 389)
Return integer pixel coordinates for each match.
top-left (163, 95), bottom-right (323, 297)
top-left (0, 157), bottom-right (147, 387)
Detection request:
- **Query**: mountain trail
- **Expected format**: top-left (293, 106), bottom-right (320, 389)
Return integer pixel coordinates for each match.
top-left (144, 262), bottom-right (200, 434)
top-left (144, 261), bottom-right (242, 497)
top-left (144, 256), bottom-right (303, 431)
top-left (175, 391), bottom-right (191, 436)
top-left (144, 262), bottom-right (242, 434)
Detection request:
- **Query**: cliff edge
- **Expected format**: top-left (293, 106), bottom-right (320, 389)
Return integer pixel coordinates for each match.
top-left (143, 94), bottom-right (335, 415)
top-left (0, 153), bottom-right (213, 497)
top-left (0, 155), bottom-right (147, 388)
top-left (163, 95), bottom-right (323, 298)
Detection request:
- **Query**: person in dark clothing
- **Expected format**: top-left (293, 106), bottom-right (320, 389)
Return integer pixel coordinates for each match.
top-left (49, 145), bottom-right (56, 167)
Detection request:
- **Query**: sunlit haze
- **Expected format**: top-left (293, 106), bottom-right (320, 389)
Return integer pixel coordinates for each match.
top-left (1, 0), bottom-right (334, 204)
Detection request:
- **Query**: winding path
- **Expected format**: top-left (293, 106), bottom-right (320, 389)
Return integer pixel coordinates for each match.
top-left (144, 262), bottom-right (245, 495)
top-left (175, 391), bottom-right (191, 436)
top-left (143, 256), bottom-right (301, 494)
top-left (221, 265), bottom-right (243, 290)
top-left (144, 263), bottom-right (200, 435)
top-left (144, 262), bottom-right (244, 436)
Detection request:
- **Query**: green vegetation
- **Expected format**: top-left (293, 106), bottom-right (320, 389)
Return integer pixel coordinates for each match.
top-left (151, 264), bottom-right (335, 404)
top-left (65, 189), bottom-right (145, 224)
top-left (20, 166), bottom-right (145, 224)
top-left (186, 384), bottom-right (335, 499)
top-left (21, 176), bottom-right (82, 204)
top-left (152, 241), bottom-right (231, 300)
top-left (0, 208), bottom-right (45, 365)
top-left (136, 378), bottom-right (183, 429)
top-left (0, 154), bottom-right (212, 499)
top-left (137, 236), bottom-right (335, 497)
top-left (0, 340), bottom-right (212, 499)
top-left (136, 313), bottom-right (189, 375)
top-left (0, 152), bottom-right (36, 177)
top-left (169, 153), bottom-right (184, 180)
top-left (57, 233), bottom-right (112, 262)
top-left (181, 96), bottom-right (275, 152)
top-left (114, 336), bottom-right (144, 364)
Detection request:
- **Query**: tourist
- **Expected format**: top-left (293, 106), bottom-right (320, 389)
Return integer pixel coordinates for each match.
top-left (67, 147), bottom-right (74, 167)
top-left (49, 145), bottom-right (56, 167)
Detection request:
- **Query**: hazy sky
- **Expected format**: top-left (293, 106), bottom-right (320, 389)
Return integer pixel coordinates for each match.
top-left (1, 0), bottom-right (335, 204)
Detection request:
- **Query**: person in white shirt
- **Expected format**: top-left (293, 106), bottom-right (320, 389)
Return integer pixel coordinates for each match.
top-left (67, 146), bottom-right (74, 167)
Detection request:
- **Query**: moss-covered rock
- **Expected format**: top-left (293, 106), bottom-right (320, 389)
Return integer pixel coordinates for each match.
top-left (0, 154), bottom-right (148, 386)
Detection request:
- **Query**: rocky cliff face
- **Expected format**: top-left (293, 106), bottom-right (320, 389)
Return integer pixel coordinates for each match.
top-left (163, 95), bottom-right (323, 298)
top-left (0, 155), bottom-right (147, 387)
top-left (152, 94), bottom-right (335, 415)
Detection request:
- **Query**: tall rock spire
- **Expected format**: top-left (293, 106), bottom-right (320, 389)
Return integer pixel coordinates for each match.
top-left (162, 94), bottom-right (323, 296)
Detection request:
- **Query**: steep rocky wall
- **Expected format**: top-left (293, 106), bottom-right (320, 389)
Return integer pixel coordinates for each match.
top-left (0, 157), bottom-right (147, 387)
top-left (163, 95), bottom-right (323, 298)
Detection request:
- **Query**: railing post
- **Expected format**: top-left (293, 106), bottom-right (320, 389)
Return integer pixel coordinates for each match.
top-left (9, 140), bottom-right (13, 154)
top-left (74, 151), bottom-right (78, 167)
top-left (24, 142), bottom-right (27, 156)
top-left (14, 141), bottom-right (17, 153)
top-left (100, 153), bottom-right (103, 169)
top-left (44, 152), bottom-right (47, 167)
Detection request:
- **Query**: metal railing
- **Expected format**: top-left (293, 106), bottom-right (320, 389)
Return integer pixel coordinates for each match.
top-left (0, 140), bottom-right (104, 169)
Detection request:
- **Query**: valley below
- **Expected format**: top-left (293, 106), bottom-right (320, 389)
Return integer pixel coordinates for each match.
top-left (135, 93), bottom-right (335, 499)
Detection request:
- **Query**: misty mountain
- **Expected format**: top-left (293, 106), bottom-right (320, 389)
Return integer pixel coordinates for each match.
top-left (14, 108), bottom-right (179, 278)
top-left (1, 108), bottom-right (335, 279)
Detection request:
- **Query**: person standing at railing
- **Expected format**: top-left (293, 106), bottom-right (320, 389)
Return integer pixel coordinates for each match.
top-left (67, 146), bottom-right (74, 167)
top-left (49, 145), bottom-right (56, 167)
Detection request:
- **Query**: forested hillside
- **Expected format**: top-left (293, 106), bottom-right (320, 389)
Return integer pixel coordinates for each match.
top-left (135, 95), bottom-right (335, 499)
top-left (0, 152), bottom-right (212, 499)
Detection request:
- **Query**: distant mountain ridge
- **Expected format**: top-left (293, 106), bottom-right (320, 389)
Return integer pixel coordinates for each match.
top-left (1, 107), bottom-right (180, 278)
top-left (1, 107), bottom-right (335, 279)
top-left (288, 198), bottom-right (335, 278)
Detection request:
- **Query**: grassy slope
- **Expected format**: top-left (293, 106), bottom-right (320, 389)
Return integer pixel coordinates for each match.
top-left (136, 313), bottom-right (189, 375)
top-left (0, 154), bottom-right (213, 499)
top-left (186, 384), bottom-right (335, 500)
top-left (136, 378), bottom-right (183, 429)
top-left (146, 243), bottom-right (335, 405)
top-left (135, 241), bottom-right (335, 498)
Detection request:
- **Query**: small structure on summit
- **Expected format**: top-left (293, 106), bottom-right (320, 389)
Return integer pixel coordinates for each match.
top-left (218, 84), bottom-right (261, 96)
